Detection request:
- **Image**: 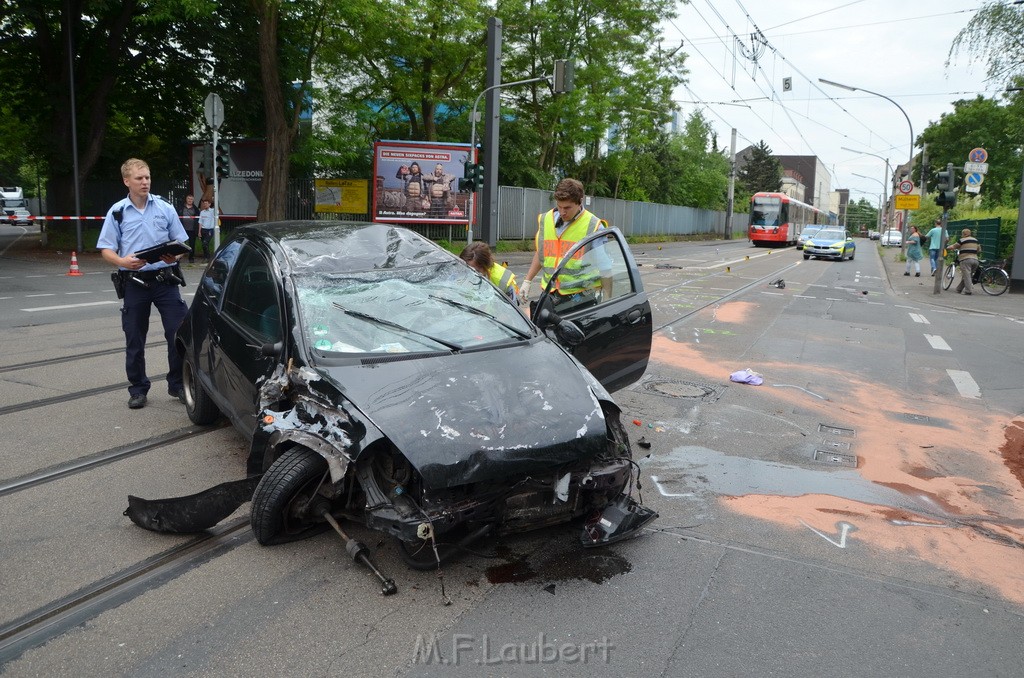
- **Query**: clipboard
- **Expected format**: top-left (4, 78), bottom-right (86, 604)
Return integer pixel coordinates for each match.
top-left (133, 240), bottom-right (192, 263)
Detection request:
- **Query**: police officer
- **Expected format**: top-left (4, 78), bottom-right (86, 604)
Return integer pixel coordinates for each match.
top-left (519, 178), bottom-right (612, 304)
top-left (97, 158), bottom-right (189, 409)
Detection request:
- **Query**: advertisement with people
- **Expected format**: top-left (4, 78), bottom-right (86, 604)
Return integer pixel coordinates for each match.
top-left (372, 141), bottom-right (473, 224)
top-left (189, 141), bottom-right (266, 218)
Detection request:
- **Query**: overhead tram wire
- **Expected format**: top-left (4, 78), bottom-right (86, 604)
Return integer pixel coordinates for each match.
top-left (762, 0), bottom-right (868, 32)
top-left (727, 0), bottom-right (901, 153)
top-left (766, 7), bottom-right (984, 38)
top-left (666, 12), bottom-right (805, 155)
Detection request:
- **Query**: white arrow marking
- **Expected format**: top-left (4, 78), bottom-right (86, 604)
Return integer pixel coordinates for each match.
top-left (799, 519), bottom-right (856, 548)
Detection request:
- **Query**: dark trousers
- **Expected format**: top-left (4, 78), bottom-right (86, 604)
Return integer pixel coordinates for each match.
top-left (184, 229), bottom-right (198, 261)
top-left (121, 280), bottom-right (188, 397)
top-left (200, 229), bottom-right (214, 259)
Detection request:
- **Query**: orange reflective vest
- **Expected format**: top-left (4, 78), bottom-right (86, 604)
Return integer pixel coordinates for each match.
top-left (536, 209), bottom-right (605, 294)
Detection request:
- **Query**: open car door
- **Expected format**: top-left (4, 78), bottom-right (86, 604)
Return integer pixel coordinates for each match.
top-left (533, 228), bottom-right (652, 392)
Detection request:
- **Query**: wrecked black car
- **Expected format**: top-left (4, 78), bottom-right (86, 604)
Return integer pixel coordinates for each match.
top-left (135, 221), bottom-right (654, 573)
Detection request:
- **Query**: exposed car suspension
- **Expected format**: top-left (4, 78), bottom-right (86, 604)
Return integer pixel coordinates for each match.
top-left (318, 508), bottom-right (397, 595)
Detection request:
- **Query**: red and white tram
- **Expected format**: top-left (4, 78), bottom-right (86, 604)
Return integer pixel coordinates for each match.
top-left (748, 192), bottom-right (834, 247)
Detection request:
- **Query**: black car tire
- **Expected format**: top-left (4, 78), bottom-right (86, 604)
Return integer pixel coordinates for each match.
top-left (183, 354), bottom-right (220, 425)
top-left (803, 254), bottom-right (810, 260)
top-left (849, 248), bottom-right (855, 260)
top-left (251, 446), bottom-right (330, 545)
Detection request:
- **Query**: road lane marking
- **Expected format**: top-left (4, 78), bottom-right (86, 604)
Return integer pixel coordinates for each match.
top-left (799, 519), bottom-right (856, 548)
top-left (21, 301), bottom-right (119, 312)
top-left (651, 475), bottom-right (692, 498)
top-left (909, 313), bottom-right (930, 324)
top-left (923, 334), bottom-right (952, 351)
top-left (946, 369), bottom-right (981, 399)
top-left (25, 293), bottom-right (56, 297)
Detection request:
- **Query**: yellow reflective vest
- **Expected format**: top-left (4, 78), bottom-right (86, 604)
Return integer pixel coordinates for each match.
top-left (488, 262), bottom-right (518, 299)
top-left (536, 209), bottom-right (606, 294)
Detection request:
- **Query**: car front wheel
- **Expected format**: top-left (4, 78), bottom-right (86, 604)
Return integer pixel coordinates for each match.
top-left (183, 353), bottom-right (220, 425)
top-left (251, 446), bottom-right (330, 545)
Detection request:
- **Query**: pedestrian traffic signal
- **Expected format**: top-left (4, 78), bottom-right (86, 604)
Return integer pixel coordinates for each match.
top-left (473, 162), bottom-right (485, 188)
top-left (934, 163), bottom-right (957, 208)
top-left (215, 141), bottom-right (230, 179)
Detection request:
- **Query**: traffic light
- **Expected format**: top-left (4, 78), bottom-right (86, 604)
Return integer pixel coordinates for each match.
top-left (473, 162), bottom-right (485, 189)
top-left (935, 163), bottom-right (956, 208)
top-left (460, 162), bottom-right (478, 192)
top-left (553, 60), bottom-right (575, 94)
top-left (215, 140), bottom-right (230, 179)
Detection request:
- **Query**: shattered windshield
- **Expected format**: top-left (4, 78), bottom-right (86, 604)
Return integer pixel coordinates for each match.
top-left (295, 260), bottom-right (533, 354)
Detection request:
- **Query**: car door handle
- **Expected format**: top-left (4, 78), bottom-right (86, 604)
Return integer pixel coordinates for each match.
top-left (625, 309), bottom-right (643, 324)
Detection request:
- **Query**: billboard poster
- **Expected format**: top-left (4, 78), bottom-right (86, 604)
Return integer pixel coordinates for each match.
top-left (315, 178), bottom-right (369, 214)
top-left (189, 141), bottom-right (266, 217)
top-left (372, 141), bottom-right (473, 224)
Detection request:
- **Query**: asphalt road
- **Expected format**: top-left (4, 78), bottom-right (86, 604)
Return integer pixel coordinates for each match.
top-left (1, 225), bottom-right (1023, 677)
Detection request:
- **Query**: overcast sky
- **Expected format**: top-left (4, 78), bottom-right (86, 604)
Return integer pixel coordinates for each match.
top-left (664, 0), bottom-right (1004, 207)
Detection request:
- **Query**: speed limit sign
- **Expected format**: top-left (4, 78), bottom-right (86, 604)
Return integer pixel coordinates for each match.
top-left (898, 180), bottom-right (914, 194)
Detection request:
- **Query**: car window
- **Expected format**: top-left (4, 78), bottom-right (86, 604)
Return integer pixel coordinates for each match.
top-left (814, 230), bottom-right (845, 240)
top-left (548, 231), bottom-right (635, 314)
top-left (201, 239), bottom-right (242, 307)
top-left (221, 243), bottom-right (281, 343)
top-left (296, 260), bottom-right (533, 354)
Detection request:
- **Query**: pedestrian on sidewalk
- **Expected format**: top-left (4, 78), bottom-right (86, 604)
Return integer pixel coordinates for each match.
top-left (925, 219), bottom-right (945, 275)
top-left (179, 194), bottom-right (200, 263)
top-left (198, 198), bottom-right (216, 260)
top-left (951, 228), bottom-right (981, 295)
top-left (97, 158), bottom-right (189, 410)
top-left (904, 225), bottom-right (923, 277)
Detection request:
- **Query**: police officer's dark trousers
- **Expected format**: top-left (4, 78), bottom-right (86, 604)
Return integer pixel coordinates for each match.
top-left (121, 277), bottom-right (188, 397)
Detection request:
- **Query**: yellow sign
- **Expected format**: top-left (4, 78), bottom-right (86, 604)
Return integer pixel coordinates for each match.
top-left (315, 179), bottom-right (369, 214)
top-left (894, 194), bottom-right (920, 210)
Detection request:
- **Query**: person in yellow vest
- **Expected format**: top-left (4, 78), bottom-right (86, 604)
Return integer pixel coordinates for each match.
top-left (519, 178), bottom-right (613, 306)
top-left (460, 241), bottom-right (519, 303)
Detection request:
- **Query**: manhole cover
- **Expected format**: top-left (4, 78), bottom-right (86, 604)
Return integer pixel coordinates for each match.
top-left (813, 450), bottom-right (858, 467)
top-left (638, 378), bottom-right (720, 401)
top-left (818, 423), bottom-right (855, 437)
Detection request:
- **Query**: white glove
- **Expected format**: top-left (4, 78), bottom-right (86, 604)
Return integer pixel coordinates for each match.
top-left (519, 279), bottom-right (533, 302)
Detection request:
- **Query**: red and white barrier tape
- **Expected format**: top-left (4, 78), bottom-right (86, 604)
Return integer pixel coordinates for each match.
top-left (23, 215), bottom-right (256, 220)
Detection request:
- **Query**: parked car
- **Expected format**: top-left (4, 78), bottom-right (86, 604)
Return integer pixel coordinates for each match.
top-left (868, 230), bottom-right (880, 240)
top-left (129, 221), bottom-right (657, 572)
top-left (881, 230), bottom-right (902, 247)
top-left (6, 208), bottom-right (34, 226)
top-left (803, 229), bottom-right (856, 261)
top-left (796, 226), bottom-right (822, 250)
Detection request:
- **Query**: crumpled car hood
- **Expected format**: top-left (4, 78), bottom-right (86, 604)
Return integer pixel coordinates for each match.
top-left (318, 340), bottom-right (612, 489)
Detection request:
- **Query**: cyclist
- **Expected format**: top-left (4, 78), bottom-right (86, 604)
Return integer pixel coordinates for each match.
top-left (950, 228), bottom-right (981, 295)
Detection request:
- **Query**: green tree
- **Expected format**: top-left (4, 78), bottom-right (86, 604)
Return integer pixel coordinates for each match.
top-left (917, 92), bottom-right (1022, 206)
top-left (737, 140), bottom-right (782, 195)
top-left (948, 1), bottom-right (1024, 87)
top-left (846, 197), bottom-right (879, 232)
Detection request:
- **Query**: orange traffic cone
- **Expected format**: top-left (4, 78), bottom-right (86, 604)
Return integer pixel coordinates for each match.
top-left (67, 251), bottom-right (83, 276)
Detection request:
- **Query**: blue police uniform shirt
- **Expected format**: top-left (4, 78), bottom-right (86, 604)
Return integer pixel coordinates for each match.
top-left (97, 194), bottom-right (189, 271)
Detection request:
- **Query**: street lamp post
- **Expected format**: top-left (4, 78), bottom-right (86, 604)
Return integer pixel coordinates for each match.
top-left (853, 173), bottom-right (885, 234)
top-left (842, 146), bottom-right (891, 233)
top-left (820, 78), bottom-right (915, 254)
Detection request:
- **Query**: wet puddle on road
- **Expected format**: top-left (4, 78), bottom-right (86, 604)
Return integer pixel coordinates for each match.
top-left (648, 445), bottom-right (922, 511)
top-left (485, 548), bottom-right (632, 586)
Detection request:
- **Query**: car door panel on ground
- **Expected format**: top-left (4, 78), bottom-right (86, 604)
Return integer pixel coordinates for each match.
top-left (543, 229), bottom-right (653, 392)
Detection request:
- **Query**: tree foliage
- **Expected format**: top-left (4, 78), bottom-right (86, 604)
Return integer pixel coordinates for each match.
top-left (917, 87), bottom-right (1023, 207)
top-left (948, 1), bottom-right (1024, 87)
top-left (737, 140), bottom-right (782, 195)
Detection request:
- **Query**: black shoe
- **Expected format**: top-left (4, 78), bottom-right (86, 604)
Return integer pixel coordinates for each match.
top-left (915, 272), bottom-right (920, 277)
top-left (964, 292), bottom-right (972, 295)
top-left (168, 387), bottom-right (185, 404)
top-left (128, 394), bottom-right (147, 409)
top-left (903, 272), bottom-right (910, 276)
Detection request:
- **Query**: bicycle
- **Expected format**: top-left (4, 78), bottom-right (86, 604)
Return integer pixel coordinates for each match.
top-left (942, 253), bottom-right (1010, 296)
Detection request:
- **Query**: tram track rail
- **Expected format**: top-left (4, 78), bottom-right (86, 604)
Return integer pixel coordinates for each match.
top-left (0, 424), bottom-right (226, 498)
top-left (0, 517), bottom-right (252, 668)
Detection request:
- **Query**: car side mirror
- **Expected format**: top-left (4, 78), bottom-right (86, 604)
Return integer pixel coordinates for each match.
top-left (535, 306), bottom-right (585, 346)
top-left (261, 341), bottom-right (283, 357)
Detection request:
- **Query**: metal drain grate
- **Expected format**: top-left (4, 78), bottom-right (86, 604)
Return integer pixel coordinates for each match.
top-left (820, 439), bottom-right (852, 450)
top-left (818, 423), bottom-right (855, 437)
top-left (813, 450), bottom-right (858, 467)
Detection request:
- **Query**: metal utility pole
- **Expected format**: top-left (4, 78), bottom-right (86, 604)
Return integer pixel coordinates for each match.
top-left (479, 18), bottom-right (502, 246)
top-left (204, 93), bottom-right (224, 250)
top-left (725, 128), bottom-right (737, 239)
